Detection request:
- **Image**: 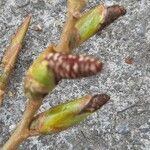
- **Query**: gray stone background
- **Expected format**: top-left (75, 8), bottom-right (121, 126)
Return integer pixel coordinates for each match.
top-left (0, 0), bottom-right (150, 149)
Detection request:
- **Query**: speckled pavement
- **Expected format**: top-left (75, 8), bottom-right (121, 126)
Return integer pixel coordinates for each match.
top-left (0, 0), bottom-right (150, 149)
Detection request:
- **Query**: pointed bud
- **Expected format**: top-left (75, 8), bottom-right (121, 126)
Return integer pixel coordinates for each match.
top-left (69, 4), bottom-right (126, 49)
top-left (46, 53), bottom-right (103, 80)
top-left (2, 14), bottom-right (32, 70)
top-left (30, 94), bottom-right (110, 134)
top-left (0, 14), bottom-right (31, 106)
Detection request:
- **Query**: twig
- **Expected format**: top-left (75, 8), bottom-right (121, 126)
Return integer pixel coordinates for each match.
top-left (2, 2), bottom-right (126, 149)
top-left (2, 1), bottom-right (86, 149)
top-left (2, 45), bottom-right (54, 149)
top-left (55, 0), bottom-right (86, 53)
top-left (2, 99), bottom-right (42, 150)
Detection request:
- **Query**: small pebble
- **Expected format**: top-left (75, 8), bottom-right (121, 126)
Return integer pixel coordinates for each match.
top-left (33, 24), bottom-right (43, 32)
top-left (125, 56), bottom-right (134, 64)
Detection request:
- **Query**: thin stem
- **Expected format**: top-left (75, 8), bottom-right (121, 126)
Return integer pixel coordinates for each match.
top-left (55, 0), bottom-right (86, 53)
top-left (0, 90), bottom-right (5, 106)
top-left (2, 1), bottom-right (87, 149)
top-left (2, 2), bottom-right (126, 149)
top-left (2, 99), bottom-right (42, 150)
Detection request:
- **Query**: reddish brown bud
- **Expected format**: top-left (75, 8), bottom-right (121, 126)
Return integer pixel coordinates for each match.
top-left (45, 53), bottom-right (102, 80)
top-left (81, 94), bottom-right (110, 113)
top-left (99, 5), bottom-right (126, 31)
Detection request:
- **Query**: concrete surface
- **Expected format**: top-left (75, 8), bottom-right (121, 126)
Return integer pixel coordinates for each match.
top-left (0, 0), bottom-right (150, 149)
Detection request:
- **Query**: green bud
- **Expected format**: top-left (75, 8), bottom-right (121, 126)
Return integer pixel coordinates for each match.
top-left (73, 4), bottom-right (126, 47)
top-left (75, 5), bottom-right (105, 43)
top-left (30, 94), bottom-right (110, 134)
top-left (24, 46), bottom-right (56, 100)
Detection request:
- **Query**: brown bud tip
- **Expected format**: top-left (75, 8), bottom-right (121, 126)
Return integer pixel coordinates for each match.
top-left (82, 94), bottom-right (110, 113)
top-left (46, 53), bottom-right (103, 80)
top-left (100, 5), bottom-right (126, 30)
